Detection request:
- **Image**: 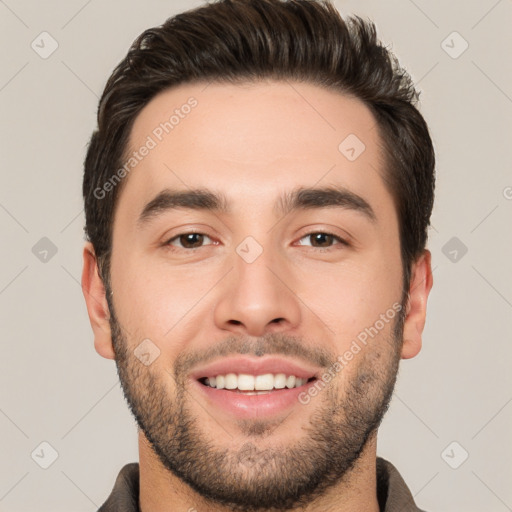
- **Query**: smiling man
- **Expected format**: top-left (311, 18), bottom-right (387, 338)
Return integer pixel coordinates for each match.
top-left (81, 1), bottom-right (435, 511)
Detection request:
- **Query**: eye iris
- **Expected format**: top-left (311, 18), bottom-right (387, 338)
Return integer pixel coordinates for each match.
top-left (180, 233), bottom-right (204, 248)
top-left (311, 233), bottom-right (333, 247)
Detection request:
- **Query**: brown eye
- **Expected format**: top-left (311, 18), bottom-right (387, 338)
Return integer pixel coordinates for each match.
top-left (166, 233), bottom-right (213, 249)
top-left (310, 233), bottom-right (334, 247)
top-left (297, 232), bottom-right (347, 249)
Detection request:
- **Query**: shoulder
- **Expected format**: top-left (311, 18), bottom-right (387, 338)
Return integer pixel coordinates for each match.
top-left (376, 457), bottom-right (428, 512)
top-left (98, 463), bottom-right (140, 512)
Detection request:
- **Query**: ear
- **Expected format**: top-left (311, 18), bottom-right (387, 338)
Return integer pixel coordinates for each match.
top-left (81, 242), bottom-right (115, 360)
top-left (401, 249), bottom-right (433, 359)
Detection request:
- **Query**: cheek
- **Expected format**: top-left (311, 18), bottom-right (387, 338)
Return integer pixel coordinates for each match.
top-left (110, 253), bottom-right (220, 344)
top-left (297, 250), bottom-right (402, 345)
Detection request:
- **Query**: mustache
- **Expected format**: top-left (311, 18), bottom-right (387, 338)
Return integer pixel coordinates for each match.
top-left (173, 332), bottom-right (336, 381)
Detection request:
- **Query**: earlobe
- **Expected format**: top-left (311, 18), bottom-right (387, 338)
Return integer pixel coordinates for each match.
top-left (401, 249), bottom-right (433, 360)
top-left (81, 242), bottom-right (115, 360)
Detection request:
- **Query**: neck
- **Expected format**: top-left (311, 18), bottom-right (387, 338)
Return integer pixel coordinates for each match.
top-left (138, 430), bottom-right (380, 512)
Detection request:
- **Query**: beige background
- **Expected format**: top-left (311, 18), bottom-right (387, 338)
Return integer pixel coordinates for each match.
top-left (1, 1), bottom-right (511, 511)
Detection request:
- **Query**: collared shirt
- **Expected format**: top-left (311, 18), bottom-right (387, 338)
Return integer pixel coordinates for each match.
top-left (98, 457), bottom-right (426, 511)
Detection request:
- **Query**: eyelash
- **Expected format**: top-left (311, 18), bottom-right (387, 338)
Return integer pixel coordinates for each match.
top-left (163, 231), bottom-right (349, 252)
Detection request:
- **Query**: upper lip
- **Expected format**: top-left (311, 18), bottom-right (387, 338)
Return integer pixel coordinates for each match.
top-left (189, 356), bottom-right (321, 381)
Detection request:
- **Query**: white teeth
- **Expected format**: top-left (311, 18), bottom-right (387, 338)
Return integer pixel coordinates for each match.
top-left (203, 373), bottom-right (310, 390)
top-left (255, 374), bottom-right (274, 391)
top-left (286, 375), bottom-right (296, 389)
top-left (225, 373), bottom-right (237, 390)
top-left (238, 374), bottom-right (255, 391)
top-left (274, 373), bottom-right (287, 389)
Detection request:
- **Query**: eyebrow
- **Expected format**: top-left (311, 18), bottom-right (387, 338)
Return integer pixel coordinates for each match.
top-left (136, 185), bottom-right (377, 228)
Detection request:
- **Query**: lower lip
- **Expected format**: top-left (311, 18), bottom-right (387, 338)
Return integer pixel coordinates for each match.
top-left (191, 379), bottom-right (316, 419)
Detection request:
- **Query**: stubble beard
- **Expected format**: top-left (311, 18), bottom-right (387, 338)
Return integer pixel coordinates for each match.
top-left (107, 294), bottom-right (404, 511)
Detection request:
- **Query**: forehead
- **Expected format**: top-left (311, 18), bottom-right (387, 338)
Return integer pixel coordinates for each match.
top-left (116, 80), bottom-right (391, 223)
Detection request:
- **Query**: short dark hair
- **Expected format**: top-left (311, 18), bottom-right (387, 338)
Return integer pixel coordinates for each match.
top-left (83, 0), bottom-right (435, 301)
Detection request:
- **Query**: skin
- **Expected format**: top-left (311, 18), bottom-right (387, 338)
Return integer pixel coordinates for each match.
top-left (82, 80), bottom-right (433, 511)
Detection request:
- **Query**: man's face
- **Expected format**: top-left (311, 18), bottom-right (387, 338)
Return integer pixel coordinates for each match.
top-left (105, 81), bottom-right (406, 510)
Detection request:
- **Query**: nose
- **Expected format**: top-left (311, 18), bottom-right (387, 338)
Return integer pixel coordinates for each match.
top-left (213, 246), bottom-right (301, 337)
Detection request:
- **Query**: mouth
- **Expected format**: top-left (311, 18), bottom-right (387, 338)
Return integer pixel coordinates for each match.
top-left (189, 356), bottom-right (321, 419)
top-left (198, 373), bottom-right (317, 394)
